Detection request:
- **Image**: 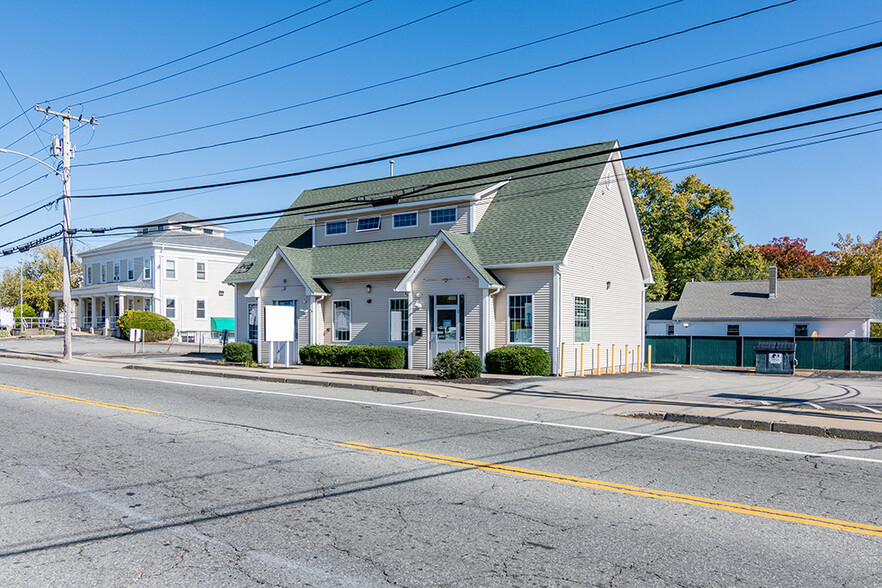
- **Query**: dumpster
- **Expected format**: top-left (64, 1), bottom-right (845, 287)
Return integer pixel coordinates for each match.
top-left (755, 341), bottom-right (797, 374)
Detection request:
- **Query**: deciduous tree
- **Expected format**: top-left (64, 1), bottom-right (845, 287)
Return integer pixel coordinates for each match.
top-left (828, 232), bottom-right (882, 296)
top-left (0, 245), bottom-right (81, 312)
top-left (628, 167), bottom-right (762, 299)
top-left (752, 236), bottom-right (830, 278)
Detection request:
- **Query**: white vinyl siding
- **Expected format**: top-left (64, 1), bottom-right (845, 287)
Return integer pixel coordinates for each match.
top-left (559, 159), bottom-right (646, 375)
top-left (493, 268), bottom-right (552, 353)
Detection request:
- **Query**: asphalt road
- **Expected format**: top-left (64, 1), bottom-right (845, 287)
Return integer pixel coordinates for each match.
top-left (0, 358), bottom-right (880, 586)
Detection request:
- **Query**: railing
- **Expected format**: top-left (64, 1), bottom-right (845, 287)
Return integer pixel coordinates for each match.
top-left (11, 317), bottom-right (55, 330)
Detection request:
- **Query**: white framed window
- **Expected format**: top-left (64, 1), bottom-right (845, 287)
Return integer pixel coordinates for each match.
top-left (113, 262), bottom-right (120, 282)
top-left (195, 298), bottom-right (206, 319)
top-left (127, 260), bottom-right (134, 281)
top-left (795, 323), bottom-right (808, 337)
top-left (326, 220), bottom-right (347, 235)
top-left (248, 303), bottom-right (258, 341)
top-left (144, 257), bottom-right (152, 281)
top-left (430, 207), bottom-right (457, 224)
top-left (165, 259), bottom-right (176, 279)
top-left (356, 216), bottom-right (381, 232)
top-left (144, 298), bottom-right (152, 312)
top-left (393, 212), bottom-right (418, 229)
top-left (196, 261), bottom-right (206, 281)
top-left (508, 294), bottom-right (533, 344)
top-left (727, 324), bottom-right (740, 337)
top-left (333, 299), bottom-right (351, 342)
top-left (165, 297), bottom-right (177, 319)
top-left (100, 264), bottom-right (107, 283)
top-left (86, 266), bottom-right (92, 285)
top-left (389, 298), bottom-right (408, 342)
top-left (574, 296), bottom-right (590, 342)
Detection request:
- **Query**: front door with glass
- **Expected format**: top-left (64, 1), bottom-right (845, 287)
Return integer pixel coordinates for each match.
top-left (432, 295), bottom-right (462, 360)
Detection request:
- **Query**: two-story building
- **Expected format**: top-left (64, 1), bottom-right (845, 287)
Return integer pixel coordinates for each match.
top-left (226, 142), bottom-right (654, 373)
top-left (52, 213), bottom-right (251, 337)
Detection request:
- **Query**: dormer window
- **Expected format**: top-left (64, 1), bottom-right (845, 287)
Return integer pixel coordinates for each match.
top-left (326, 220), bottom-right (347, 236)
top-left (430, 207), bottom-right (457, 224)
top-left (203, 229), bottom-right (213, 235)
top-left (356, 216), bottom-right (381, 232)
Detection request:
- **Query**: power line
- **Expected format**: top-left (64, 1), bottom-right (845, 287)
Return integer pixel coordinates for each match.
top-left (0, 173), bottom-right (50, 199)
top-left (72, 69), bottom-right (882, 198)
top-left (99, 0), bottom-right (477, 118)
top-left (80, 0), bottom-right (799, 165)
top-left (0, 198), bottom-right (60, 231)
top-left (70, 102), bottom-right (882, 236)
top-left (0, 223), bottom-right (62, 251)
top-left (44, 0), bottom-right (338, 103)
top-left (76, 16), bottom-right (882, 193)
top-left (80, 0), bottom-right (372, 106)
top-left (0, 69), bottom-right (46, 151)
top-left (0, 229), bottom-right (63, 256)
top-left (81, 0), bottom-right (685, 153)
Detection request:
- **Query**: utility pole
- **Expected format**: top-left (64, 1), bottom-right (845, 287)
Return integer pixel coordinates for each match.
top-left (34, 105), bottom-right (98, 361)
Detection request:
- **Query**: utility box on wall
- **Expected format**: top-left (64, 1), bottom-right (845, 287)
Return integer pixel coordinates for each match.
top-left (755, 341), bottom-right (797, 374)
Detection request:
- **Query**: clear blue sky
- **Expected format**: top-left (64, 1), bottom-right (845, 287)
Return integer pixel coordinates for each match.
top-left (1, 0), bottom-right (880, 273)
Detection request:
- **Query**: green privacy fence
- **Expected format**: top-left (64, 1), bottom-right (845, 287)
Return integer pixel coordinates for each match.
top-left (646, 336), bottom-right (882, 372)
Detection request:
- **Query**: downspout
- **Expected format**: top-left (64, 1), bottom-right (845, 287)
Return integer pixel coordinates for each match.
top-left (641, 284), bottom-right (647, 371)
top-left (552, 264), bottom-right (562, 376)
top-left (311, 293), bottom-right (327, 345)
top-left (485, 285), bottom-right (503, 362)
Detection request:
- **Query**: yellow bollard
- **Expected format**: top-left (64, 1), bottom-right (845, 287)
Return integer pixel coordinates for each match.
top-left (637, 345), bottom-right (641, 373)
top-left (611, 344), bottom-right (615, 374)
top-left (579, 344), bottom-right (584, 377)
top-left (596, 344), bottom-right (600, 375)
top-left (647, 345), bottom-right (652, 372)
top-left (624, 345), bottom-right (629, 374)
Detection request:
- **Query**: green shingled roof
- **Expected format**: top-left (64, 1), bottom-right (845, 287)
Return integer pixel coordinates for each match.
top-left (226, 142), bottom-right (616, 284)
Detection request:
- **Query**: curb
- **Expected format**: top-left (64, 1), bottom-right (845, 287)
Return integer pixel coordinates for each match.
top-left (0, 351), bottom-right (60, 363)
top-left (627, 411), bottom-right (882, 443)
top-left (123, 364), bottom-right (441, 397)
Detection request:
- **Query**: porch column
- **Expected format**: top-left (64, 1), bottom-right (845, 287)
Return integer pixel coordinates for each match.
top-left (78, 298), bottom-right (85, 330)
top-left (92, 296), bottom-right (100, 333)
top-left (53, 299), bottom-right (59, 326)
top-left (104, 295), bottom-right (110, 336)
top-left (118, 294), bottom-right (125, 318)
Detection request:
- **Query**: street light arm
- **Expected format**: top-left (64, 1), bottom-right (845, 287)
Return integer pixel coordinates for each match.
top-left (0, 147), bottom-right (59, 175)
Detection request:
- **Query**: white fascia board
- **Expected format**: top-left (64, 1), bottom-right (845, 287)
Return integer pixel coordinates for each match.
top-left (395, 232), bottom-right (490, 292)
top-left (473, 180), bottom-right (509, 200)
top-left (484, 261), bottom-right (561, 269)
top-left (312, 271), bottom-right (406, 279)
top-left (610, 145), bottom-right (654, 284)
top-left (245, 248), bottom-right (319, 298)
top-left (82, 242), bottom-right (248, 260)
top-left (303, 194), bottom-right (479, 221)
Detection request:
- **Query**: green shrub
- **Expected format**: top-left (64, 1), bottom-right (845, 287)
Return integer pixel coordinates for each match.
top-left (13, 304), bottom-right (35, 328)
top-left (223, 341), bottom-right (256, 363)
top-left (299, 345), bottom-right (406, 369)
top-left (485, 345), bottom-right (551, 376)
top-left (433, 349), bottom-right (482, 379)
top-left (117, 310), bottom-right (174, 342)
top-left (0, 329), bottom-right (9, 338)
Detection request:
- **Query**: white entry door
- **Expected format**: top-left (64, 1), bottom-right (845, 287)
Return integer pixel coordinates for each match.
top-left (271, 300), bottom-right (297, 364)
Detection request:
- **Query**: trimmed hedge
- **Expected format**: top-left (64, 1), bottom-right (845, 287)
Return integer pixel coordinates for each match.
top-left (433, 349), bottom-right (482, 379)
top-left (223, 341), bottom-right (256, 363)
top-left (299, 345), bottom-right (406, 369)
top-left (117, 310), bottom-right (174, 342)
top-left (485, 345), bottom-right (551, 376)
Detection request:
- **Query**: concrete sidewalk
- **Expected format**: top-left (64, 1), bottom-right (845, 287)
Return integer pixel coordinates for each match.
top-left (109, 357), bottom-right (882, 444)
top-left (3, 342), bottom-right (881, 443)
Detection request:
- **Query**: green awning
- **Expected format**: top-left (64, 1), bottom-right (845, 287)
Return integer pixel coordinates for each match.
top-left (210, 317), bottom-right (235, 331)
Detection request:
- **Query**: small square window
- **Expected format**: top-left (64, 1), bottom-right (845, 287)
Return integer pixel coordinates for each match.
top-left (727, 324), bottom-right (740, 337)
top-left (430, 207), bottom-right (457, 224)
top-left (356, 216), bottom-right (381, 232)
top-left (795, 324), bottom-right (808, 337)
top-left (326, 220), bottom-right (347, 235)
top-left (393, 212), bottom-right (417, 228)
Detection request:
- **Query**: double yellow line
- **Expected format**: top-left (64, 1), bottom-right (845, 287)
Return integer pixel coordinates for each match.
top-left (0, 383), bottom-right (162, 415)
top-left (337, 442), bottom-right (882, 537)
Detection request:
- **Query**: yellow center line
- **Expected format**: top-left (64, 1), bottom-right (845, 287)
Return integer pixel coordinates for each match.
top-left (0, 383), bottom-right (162, 415)
top-left (336, 442), bottom-right (882, 537)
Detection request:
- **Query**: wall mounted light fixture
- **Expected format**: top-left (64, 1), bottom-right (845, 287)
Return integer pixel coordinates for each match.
top-left (366, 284), bottom-right (372, 293)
